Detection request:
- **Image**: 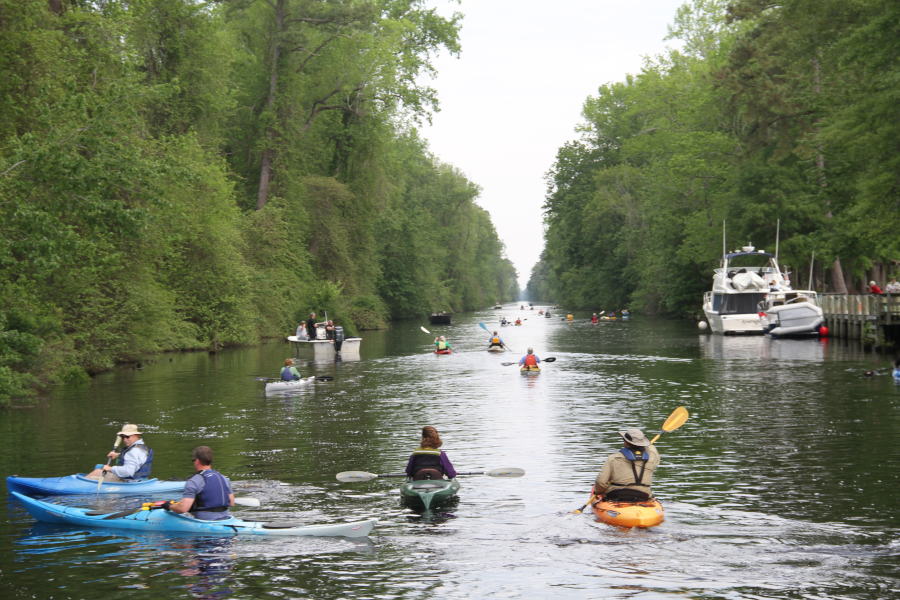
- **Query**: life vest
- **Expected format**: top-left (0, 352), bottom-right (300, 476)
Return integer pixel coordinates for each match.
top-left (524, 354), bottom-right (537, 367)
top-left (437, 341), bottom-right (448, 350)
top-left (281, 366), bottom-right (298, 381)
top-left (411, 447), bottom-right (445, 479)
top-left (189, 469), bottom-right (231, 514)
top-left (591, 317), bottom-right (598, 323)
top-left (491, 336), bottom-right (501, 345)
top-left (116, 443), bottom-right (153, 480)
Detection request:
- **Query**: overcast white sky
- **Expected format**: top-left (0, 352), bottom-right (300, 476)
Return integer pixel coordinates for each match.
top-left (418, 0), bottom-right (688, 290)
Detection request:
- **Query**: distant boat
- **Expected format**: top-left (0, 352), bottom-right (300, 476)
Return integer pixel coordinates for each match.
top-left (429, 314), bottom-right (452, 325)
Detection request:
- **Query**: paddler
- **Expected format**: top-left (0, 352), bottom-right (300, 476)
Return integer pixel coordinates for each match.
top-left (593, 428), bottom-right (660, 501)
top-left (160, 446), bottom-right (235, 520)
top-left (538, 309), bottom-right (543, 315)
top-left (434, 336), bottom-right (451, 352)
top-left (281, 358), bottom-right (302, 381)
top-left (591, 313), bottom-right (599, 324)
top-left (488, 331), bottom-right (505, 349)
top-left (406, 426), bottom-right (457, 481)
top-left (519, 347), bottom-right (541, 371)
top-left (515, 318), bottom-right (522, 325)
top-left (87, 424), bottom-right (153, 482)
top-left (567, 313), bottom-right (574, 321)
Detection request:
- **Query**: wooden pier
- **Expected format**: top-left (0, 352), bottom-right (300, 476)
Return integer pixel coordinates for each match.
top-left (820, 293), bottom-right (900, 345)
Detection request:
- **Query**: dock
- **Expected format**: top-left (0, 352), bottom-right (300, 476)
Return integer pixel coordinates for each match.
top-left (820, 293), bottom-right (900, 345)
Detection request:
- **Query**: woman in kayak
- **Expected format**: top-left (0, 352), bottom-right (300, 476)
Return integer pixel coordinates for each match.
top-left (434, 336), bottom-right (451, 352)
top-left (594, 428), bottom-right (660, 501)
top-left (406, 426), bottom-right (458, 481)
top-left (281, 358), bottom-right (302, 381)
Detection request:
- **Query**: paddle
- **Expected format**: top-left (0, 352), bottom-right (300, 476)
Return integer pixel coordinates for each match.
top-left (479, 322), bottom-right (513, 352)
top-left (420, 326), bottom-right (431, 335)
top-left (254, 376), bottom-right (334, 382)
top-left (501, 357), bottom-right (556, 366)
top-left (572, 406), bottom-right (690, 514)
top-left (336, 467), bottom-right (525, 482)
top-left (103, 497), bottom-right (261, 520)
top-left (97, 434), bottom-right (124, 493)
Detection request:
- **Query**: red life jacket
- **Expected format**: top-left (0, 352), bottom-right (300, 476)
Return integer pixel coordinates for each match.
top-left (524, 354), bottom-right (537, 366)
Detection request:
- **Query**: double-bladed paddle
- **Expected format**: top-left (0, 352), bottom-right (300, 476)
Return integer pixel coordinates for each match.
top-left (501, 357), bottom-right (556, 366)
top-left (479, 322), bottom-right (514, 352)
top-left (336, 467), bottom-right (525, 482)
top-left (254, 376), bottom-right (334, 382)
top-left (97, 434), bottom-right (124, 493)
top-left (572, 406), bottom-right (690, 514)
top-left (101, 497), bottom-right (261, 520)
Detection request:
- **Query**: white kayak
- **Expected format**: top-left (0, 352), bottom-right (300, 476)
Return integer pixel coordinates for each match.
top-left (265, 377), bottom-right (313, 393)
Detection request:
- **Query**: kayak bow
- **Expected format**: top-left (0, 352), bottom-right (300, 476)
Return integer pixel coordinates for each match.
top-left (400, 478), bottom-right (460, 510)
top-left (7, 474), bottom-right (187, 496)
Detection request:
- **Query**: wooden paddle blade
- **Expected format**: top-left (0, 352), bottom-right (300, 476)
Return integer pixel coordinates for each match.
top-left (543, 357), bottom-right (557, 363)
top-left (234, 498), bottom-right (260, 507)
top-left (336, 471), bottom-right (378, 482)
top-left (420, 326), bottom-right (431, 335)
top-left (486, 468), bottom-right (525, 477)
top-left (661, 406), bottom-right (689, 433)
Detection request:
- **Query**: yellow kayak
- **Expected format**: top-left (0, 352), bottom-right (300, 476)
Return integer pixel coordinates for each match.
top-left (520, 366), bottom-right (541, 373)
top-left (592, 498), bottom-right (663, 528)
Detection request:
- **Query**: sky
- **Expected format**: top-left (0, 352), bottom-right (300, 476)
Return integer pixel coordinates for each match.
top-left (417, 0), bottom-right (688, 290)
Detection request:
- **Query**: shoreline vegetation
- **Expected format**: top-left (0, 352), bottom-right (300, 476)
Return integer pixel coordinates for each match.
top-left (0, 0), bottom-right (517, 404)
top-left (528, 0), bottom-right (900, 317)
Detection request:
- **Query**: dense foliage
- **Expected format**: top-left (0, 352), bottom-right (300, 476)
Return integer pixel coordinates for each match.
top-left (0, 0), bottom-right (517, 403)
top-left (529, 0), bottom-right (900, 314)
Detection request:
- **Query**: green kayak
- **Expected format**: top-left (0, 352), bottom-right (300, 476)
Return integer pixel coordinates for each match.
top-left (400, 478), bottom-right (460, 510)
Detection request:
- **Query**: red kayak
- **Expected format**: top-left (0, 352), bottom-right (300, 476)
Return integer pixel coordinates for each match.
top-left (434, 349), bottom-right (452, 354)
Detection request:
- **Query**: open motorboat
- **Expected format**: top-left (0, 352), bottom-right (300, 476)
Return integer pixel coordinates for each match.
top-left (288, 324), bottom-right (361, 359)
top-left (702, 244), bottom-right (781, 334)
top-left (758, 291), bottom-right (824, 337)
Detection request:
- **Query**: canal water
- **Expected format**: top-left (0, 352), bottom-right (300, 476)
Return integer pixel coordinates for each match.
top-left (1, 307), bottom-right (898, 599)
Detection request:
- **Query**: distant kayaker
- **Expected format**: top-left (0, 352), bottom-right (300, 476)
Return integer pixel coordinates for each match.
top-left (500, 316), bottom-right (508, 325)
top-left (567, 313), bottom-right (574, 321)
top-left (406, 426), bottom-right (457, 481)
top-left (515, 318), bottom-right (522, 325)
top-left (591, 313), bottom-right (598, 324)
top-left (622, 309), bottom-right (630, 318)
top-left (281, 358), bottom-right (302, 381)
top-left (307, 313), bottom-right (317, 338)
top-left (87, 424), bottom-right (152, 482)
top-left (488, 331), bottom-right (505, 349)
top-left (593, 428), bottom-right (660, 501)
top-left (519, 347), bottom-right (541, 370)
top-left (163, 446), bottom-right (235, 520)
top-left (434, 336), bottom-right (451, 351)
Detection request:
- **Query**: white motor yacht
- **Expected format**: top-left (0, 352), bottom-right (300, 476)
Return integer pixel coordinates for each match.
top-left (702, 245), bottom-right (782, 334)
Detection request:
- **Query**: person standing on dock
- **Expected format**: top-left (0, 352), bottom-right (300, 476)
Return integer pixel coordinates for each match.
top-left (886, 278), bottom-right (900, 293)
top-left (867, 281), bottom-right (883, 294)
top-left (594, 428), bottom-right (660, 501)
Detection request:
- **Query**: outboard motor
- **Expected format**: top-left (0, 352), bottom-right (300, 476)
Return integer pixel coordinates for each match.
top-left (333, 326), bottom-right (344, 352)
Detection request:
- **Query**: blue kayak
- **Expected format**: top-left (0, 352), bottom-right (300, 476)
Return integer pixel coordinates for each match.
top-left (7, 474), bottom-right (187, 496)
top-left (11, 492), bottom-right (377, 537)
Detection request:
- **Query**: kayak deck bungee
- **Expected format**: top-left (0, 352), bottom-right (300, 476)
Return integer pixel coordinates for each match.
top-left (592, 498), bottom-right (664, 528)
top-left (264, 377), bottom-right (312, 392)
top-left (7, 474), bottom-right (187, 496)
top-left (11, 492), bottom-right (376, 537)
top-left (400, 478), bottom-right (460, 510)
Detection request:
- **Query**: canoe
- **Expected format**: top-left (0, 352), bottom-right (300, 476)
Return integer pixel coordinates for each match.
top-left (520, 366), bottom-right (541, 373)
top-left (265, 377), bottom-right (312, 392)
top-left (400, 478), bottom-right (460, 510)
top-left (487, 346), bottom-right (505, 353)
top-left (11, 492), bottom-right (376, 537)
top-left (592, 498), bottom-right (664, 528)
top-left (434, 349), bottom-right (452, 355)
top-left (7, 474), bottom-right (186, 496)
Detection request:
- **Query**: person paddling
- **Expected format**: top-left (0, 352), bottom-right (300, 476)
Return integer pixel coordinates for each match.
top-left (593, 428), bottom-right (660, 502)
top-left (488, 331), bottom-right (505, 349)
top-left (406, 426), bottom-right (457, 481)
top-left (515, 318), bottom-right (522, 325)
top-left (434, 336), bottom-right (451, 352)
top-left (281, 358), bottom-right (302, 381)
top-left (161, 446), bottom-right (235, 520)
top-left (591, 313), bottom-right (599, 324)
top-left (87, 425), bottom-right (153, 482)
top-left (519, 347), bottom-right (541, 371)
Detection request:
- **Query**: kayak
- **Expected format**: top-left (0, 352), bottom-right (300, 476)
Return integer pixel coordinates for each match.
top-left (487, 346), bottom-right (505, 353)
top-left (400, 478), bottom-right (460, 510)
top-left (601, 317), bottom-right (616, 321)
top-left (264, 377), bottom-right (312, 392)
top-left (514, 322), bottom-right (522, 326)
top-left (592, 498), bottom-right (664, 528)
top-left (521, 366), bottom-right (541, 373)
top-left (11, 492), bottom-right (376, 537)
top-left (7, 474), bottom-right (186, 496)
top-left (434, 349), bottom-right (452, 355)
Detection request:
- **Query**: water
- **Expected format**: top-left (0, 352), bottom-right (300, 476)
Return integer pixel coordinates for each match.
top-left (1, 308), bottom-right (899, 599)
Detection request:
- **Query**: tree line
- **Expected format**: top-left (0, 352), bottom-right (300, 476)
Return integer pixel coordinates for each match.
top-left (0, 0), bottom-right (518, 403)
top-left (527, 0), bottom-right (900, 315)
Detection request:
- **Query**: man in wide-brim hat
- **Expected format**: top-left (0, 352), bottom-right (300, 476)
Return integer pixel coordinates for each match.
top-left (87, 424), bottom-right (153, 482)
top-left (593, 428), bottom-right (661, 501)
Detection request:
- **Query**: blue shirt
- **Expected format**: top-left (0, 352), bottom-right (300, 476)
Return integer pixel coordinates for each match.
top-left (519, 354), bottom-right (541, 365)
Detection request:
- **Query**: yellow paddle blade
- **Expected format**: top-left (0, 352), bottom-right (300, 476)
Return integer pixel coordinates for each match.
top-left (661, 406), bottom-right (689, 433)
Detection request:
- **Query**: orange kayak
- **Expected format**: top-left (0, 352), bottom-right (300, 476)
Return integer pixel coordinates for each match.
top-left (592, 498), bottom-right (664, 528)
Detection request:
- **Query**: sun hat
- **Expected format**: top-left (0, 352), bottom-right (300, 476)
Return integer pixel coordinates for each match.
top-left (619, 428), bottom-right (651, 447)
top-left (117, 424), bottom-right (142, 436)
top-left (527, 347), bottom-right (533, 353)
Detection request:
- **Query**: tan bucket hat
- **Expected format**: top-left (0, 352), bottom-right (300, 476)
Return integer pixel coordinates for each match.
top-left (619, 428), bottom-right (650, 446)
top-left (117, 424), bottom-right (142, 436)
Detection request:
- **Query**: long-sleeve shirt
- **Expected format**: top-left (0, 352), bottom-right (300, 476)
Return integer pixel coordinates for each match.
top-left (110, 440), bottom-right (150, 480)
top-left (405, 451), bottom-right (457, 478)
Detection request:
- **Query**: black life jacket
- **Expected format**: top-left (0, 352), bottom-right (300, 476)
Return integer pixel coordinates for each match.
top-left (116, 443), bottom-right (153, 480)
top-left (189, 469), bottom-right (231, 514)
top-left (411, 448), bottom-right (444, 480)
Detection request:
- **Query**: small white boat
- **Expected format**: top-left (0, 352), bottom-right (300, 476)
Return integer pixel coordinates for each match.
top-left (759, 292), bottom-right (824, 337)
top-left (288, 324), bottom-right (361, 359)
top-left (265, 377), bottom-right (313, 393)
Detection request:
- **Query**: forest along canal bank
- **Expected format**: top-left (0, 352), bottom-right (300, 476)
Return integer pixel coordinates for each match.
top-left (1, 309), bottom-right (898, 599)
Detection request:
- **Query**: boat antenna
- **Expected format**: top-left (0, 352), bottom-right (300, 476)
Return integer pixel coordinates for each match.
top-left (775, 219), bottom-right (780, 262)
top-left (808, 252), bottom-right (815, 292)
top-left (722, 220), bottom-right (726, 258)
